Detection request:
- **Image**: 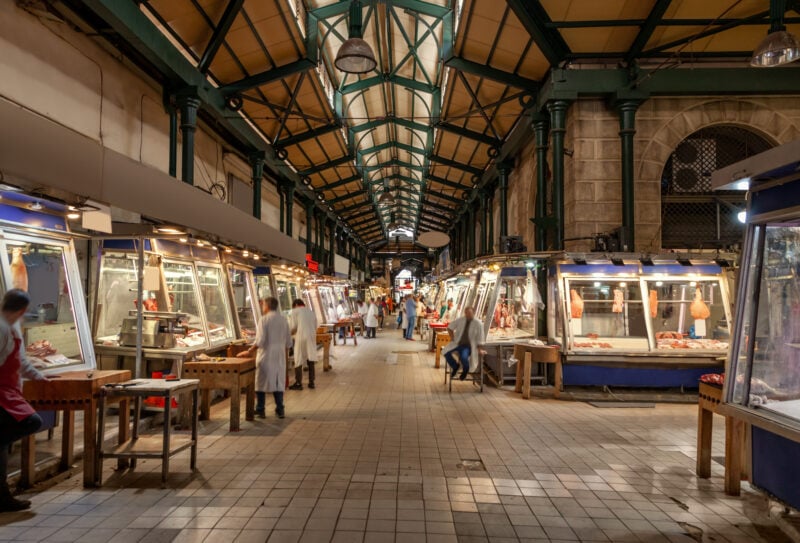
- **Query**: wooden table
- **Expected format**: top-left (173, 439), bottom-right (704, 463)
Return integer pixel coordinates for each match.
top-left (513, 343), bottom-right (562, 399)
top-left (335, 319), bottom-right (358, 346)
top-left (97, 378), bottom-right (199, 486)
top-left (428, 322), bottom-right (449, 352)
top-left (317, 333), bottom-right (332, 371)
top-left (697, 380), bottom-right (748, 495)
top-left (434, 332), bottom-right (450, 369)
top-left (21, 369), bottom-right (131, 488)
top-left (182, 358), bottom-right (255, 432)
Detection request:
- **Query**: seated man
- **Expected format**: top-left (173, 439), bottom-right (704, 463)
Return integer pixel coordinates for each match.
top-left (442, 307), bottom-right (484, 380)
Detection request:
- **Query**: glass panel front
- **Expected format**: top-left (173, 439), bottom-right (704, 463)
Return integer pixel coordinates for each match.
top-left (162, 260), bottom-right (206, 346)
top-left (275, 280), bottom-right (292, 314)
top-left (229, 268), bottom-right (257, 341)
top-left (738, 224), bottom-right (800, 415)
top-left (96, 252), bottom-right (140, 343)
top-left (5, 238), bottom-right (84, 370)
top-left (255, 275), bottom-right (273, 301)
top-left (196, 265), bottom-right (234, 344)
top-left (487, 276), bottom-right (537, 342)
top-left (645, 278), bottom-right (730, 352)
top-left (319, 286), bottom-right (338, 322)
top-left (564, 278), bottom-right (649, 351)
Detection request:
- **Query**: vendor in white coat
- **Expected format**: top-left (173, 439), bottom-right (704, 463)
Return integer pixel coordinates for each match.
top-left (238, 297), bottom-right (292, 419)
top-left (287, 299), bottom-right (318, 390)
top-left (442, 306), bottom-right (485, 381)
top-left (364, 298), bottom-right (379, 339)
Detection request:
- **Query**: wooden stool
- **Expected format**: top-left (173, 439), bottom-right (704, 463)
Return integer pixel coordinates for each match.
top-left (434, 332), bottom-right (450, 369)
top-left (697, 381), bottom-right (748, 495)
top-left (513, 344), bottom-right (561, 399)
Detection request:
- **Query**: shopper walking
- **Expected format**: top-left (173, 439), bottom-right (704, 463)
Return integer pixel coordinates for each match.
top-left (404, 294), bottom-right (417, 341)
top-left (364, 298), bottom-right (379, 338)
top-left (287, 299), bottom-right (318, 390)
top-left (238, 297), bottom-right (292, 419)
top-left (0, 289), bottom-right (47, 512)
top-left (442, 306), bottom-right (485, 380)
top-left (336, 299), bottom-right (348, 344)
top-left (377, 296), bottom-right (386, 330)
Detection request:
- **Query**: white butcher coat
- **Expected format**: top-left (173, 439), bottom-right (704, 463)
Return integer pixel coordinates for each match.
top-left (442, 317), bottom-right (485, 372)
top-left (288, 306), bottom-right (318, 367)
top-left (364, 303), bottom-right (379, 328)
top-left (254, 311), bottom-right (292, 392)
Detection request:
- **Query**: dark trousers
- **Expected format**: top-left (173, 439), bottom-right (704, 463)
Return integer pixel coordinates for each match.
top-left (294, 361), bottom-right (316, 385)
top-left (404, 319), bottom-right (415, 339)
top-left (445, 345), bottom-right (472, 378)
top-left (256, 391), bottom-right (284, 415)
top-left (1, 407), bottom-right (43, 484)
top-left (338, 326), bottom-right (347, 341)
top-left (366, 327), bottom-right (376, 338)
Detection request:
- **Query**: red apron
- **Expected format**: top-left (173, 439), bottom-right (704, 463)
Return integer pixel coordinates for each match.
top-left (0, 337), bottom-right (36, 421)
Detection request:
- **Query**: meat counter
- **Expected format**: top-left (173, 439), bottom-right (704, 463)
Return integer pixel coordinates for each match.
top-left (712, 138), bottom-right (800, 511)
top-left (548, 254), bottom-right (733, 388)
top-left (0, 189), bottom-right (96, 374)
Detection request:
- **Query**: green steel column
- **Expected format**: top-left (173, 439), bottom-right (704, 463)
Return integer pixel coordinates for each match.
top-left (532, 115), bottom-right (550, 251)
top-left (305, 201), bottom-right (314, 256)
top-left (278, 184), bottom-right (285, 233)
top-left (487, 191), bottom-right (495, 255)
top-left (329, 220), bottom-right (336, 274)
top-left (479, 197), bottom-right (487, 256)
top-left (461, 217), bottom-right (468, 263)
top-left (250, 152), bottom-right (265, 220)
top-left (498, 163), bottom-right (513, 241)
top-left (285, 183), bottom-right (295, 237)
top-left (467, 206), bottom-right (475, 261)
top-left (617, 100), bottom-right (640, 250)
top-left (166, 101), bottom-right (178, 178)
top-left (547, 100), bottom-right (570, 250)
top-left (176, 89), bottom-right (201, 185)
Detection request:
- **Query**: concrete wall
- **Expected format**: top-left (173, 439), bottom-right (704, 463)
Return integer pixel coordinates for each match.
top-left (0, 2), bottom-right (308, 239)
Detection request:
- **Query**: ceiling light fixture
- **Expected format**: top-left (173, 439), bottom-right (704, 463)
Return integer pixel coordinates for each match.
top-left (751, 1), bottom-right (800, 67)
top-left (28, 201), bottom-right (43, 211)
top-left (156, 226), bottom-right (186, 235)
top-left (66, 212), bottom-right (81, 220)
top-left (334, 0), bottom-right (377, 74)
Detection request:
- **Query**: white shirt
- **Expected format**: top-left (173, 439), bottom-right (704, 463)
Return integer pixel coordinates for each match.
top-left (288, 307), bottom-right (318, 367)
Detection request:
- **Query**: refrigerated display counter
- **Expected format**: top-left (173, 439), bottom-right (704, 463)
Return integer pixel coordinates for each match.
top-left (223, 256), bottom-right (260, 342)
top-left (713, 139), bottom-right (800, 510)
top-left (94, 238), bottom-right (240, 376)
top-left (0, 189), bottom-right (96, 374)
top-left (548, 253), bottom-right (733, 388)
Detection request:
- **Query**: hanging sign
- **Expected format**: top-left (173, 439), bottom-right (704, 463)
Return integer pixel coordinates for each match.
top-left (305, 253), bottom-right (319, 273)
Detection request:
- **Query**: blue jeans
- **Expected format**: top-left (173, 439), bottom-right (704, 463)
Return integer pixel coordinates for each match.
top-left (256, 391), bottom-right (284, 416)
top-left (1, 408), bottom-right (43, 480)
top-left (404, 317), bottom-right (415, 339)
top-left (445, 345), bottom-right (471, 378)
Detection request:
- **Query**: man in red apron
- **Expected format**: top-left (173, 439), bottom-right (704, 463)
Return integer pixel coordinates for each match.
top-left (0, 289), bottom-right (47, 512)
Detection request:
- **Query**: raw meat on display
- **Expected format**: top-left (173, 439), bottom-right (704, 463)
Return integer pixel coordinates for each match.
top-left (690, 287), bottom-right (711, 320)
top-left (612, 289), bottom-right (624, 313)
top-left (10, 248), bottom-right (28, 291)
top-left (570, 289), bottom-right (583, 318)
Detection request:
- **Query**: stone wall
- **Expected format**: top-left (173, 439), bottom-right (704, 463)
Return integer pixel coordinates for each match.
top-left (552, 96), bottom-right (800, 252)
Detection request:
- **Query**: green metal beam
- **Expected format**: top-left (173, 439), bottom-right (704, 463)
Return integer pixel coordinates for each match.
top-left (626, 0), bottom-right (672, 61)
top-left (336, 200), bottom-right (372, 215)
top-left (444, 56), bottom-right (540, 91)
top-left (504, 0), bottom-right (571, 66)
top-left (320, 174), bottom-right (363, 191)
top-left (350, 117), bottom-right (430, 133)
top-left (359, 141), bottom-right (426, 157)
top-left (197, 0), bottom-right (243, 73)
top-left (219, 59), bottom-right (315, 94)
top-left (427, 189), bottom-right (463, 204)
top-left (423, 199), bottom-right (455, 214)
top-left (427, 174), bottom-right (469, 191)
top-left (363, 160), bottom-right (425, 172)
top-left (341, 74), bottom-right (437, 95)
top-left (311, 0), bottom-right (449, 20)
top-left (327, 190), bottom-right (367, 205)
top-left (276, 122), bottom-right (342, 148)
top-left (429, 155), bottom-right (483, 176)
top-left (436, 122), bottom-right (500, 147)
top-left (299, 154), bottom-right (354, 176)
top-left (642, 10), bottom-right (770, 56)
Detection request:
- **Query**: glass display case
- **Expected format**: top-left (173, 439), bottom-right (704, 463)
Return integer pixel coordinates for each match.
top-left (162, 260), bottom-right (206, 347)
top-left (484, 268), bottom-right (540, 343)
top-left (2, 231), bottom-right (94, 372)
top-left (227, 265), bottom-right (258, 341)
top-left (548, 255), bottom-right (733, 387)
top-left (196, 264), bottom-right (235, 345)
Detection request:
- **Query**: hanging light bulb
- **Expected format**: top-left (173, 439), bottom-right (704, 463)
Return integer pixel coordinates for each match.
top-left (378, 190), bottom-right (395, 205)
top-left (334, 1), bottom-right (377, 74)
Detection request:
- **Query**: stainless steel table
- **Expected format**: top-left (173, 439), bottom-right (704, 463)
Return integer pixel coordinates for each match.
top-left (96, 378), bottom-right (199, 486)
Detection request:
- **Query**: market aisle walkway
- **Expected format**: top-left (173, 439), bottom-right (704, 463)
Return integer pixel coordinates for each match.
top-left (0, 329), bottom-right (788, 542)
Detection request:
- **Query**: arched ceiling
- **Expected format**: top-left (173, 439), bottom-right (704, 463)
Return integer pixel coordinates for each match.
top-left (75, 0), bottom-right (800, 248)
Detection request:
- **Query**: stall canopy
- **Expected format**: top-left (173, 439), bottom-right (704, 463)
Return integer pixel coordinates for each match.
top-left (0, 99), bottom-right (305, 264)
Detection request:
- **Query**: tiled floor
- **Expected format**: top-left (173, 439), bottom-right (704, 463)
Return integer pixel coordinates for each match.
top-left (0, 331), bottom-right (791, 542)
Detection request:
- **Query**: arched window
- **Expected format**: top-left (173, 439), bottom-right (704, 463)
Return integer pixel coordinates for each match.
top-left (660, 126), bottom-right (773, 249)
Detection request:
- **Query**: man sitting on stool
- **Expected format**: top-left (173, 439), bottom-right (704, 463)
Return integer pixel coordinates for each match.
top-left (443, 307), bottom-right (484, 380)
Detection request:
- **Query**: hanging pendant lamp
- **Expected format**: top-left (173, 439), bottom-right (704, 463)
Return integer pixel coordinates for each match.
top-left (751, 0), bottom-right (800, 67)
top-left (335, 1), bottom-right (377, 74)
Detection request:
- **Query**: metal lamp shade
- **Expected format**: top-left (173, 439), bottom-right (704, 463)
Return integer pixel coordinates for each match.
top-left (377, 191), bottom-right (395, 205)
top-left (751, 30), bottom-right (800, 66)
top-left (335, 38), bottom-right (377, 74)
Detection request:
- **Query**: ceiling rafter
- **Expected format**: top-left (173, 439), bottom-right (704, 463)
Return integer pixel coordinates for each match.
top-left (436, 122), bottom-right (500, 146)
top-left (220, 59), bottom-right (315, 95)
top-left (444, 56), bottom-right (540, 91)
top-left (504, 0), bottom-right (571, 66)
top-left (274, 122), bottom-right (342, 148)
top-left (197, 0), bottom-right (243, 73)
top-left (299, 154), bottom-right (354, 176)
top-left (626, 0), bottom-right (672, 61)
top-left (428, 155), bottom-right (483, 176)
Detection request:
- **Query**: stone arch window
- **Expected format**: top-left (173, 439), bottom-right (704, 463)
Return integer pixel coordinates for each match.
top-left (660, 125), bottom-right (773, 249)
